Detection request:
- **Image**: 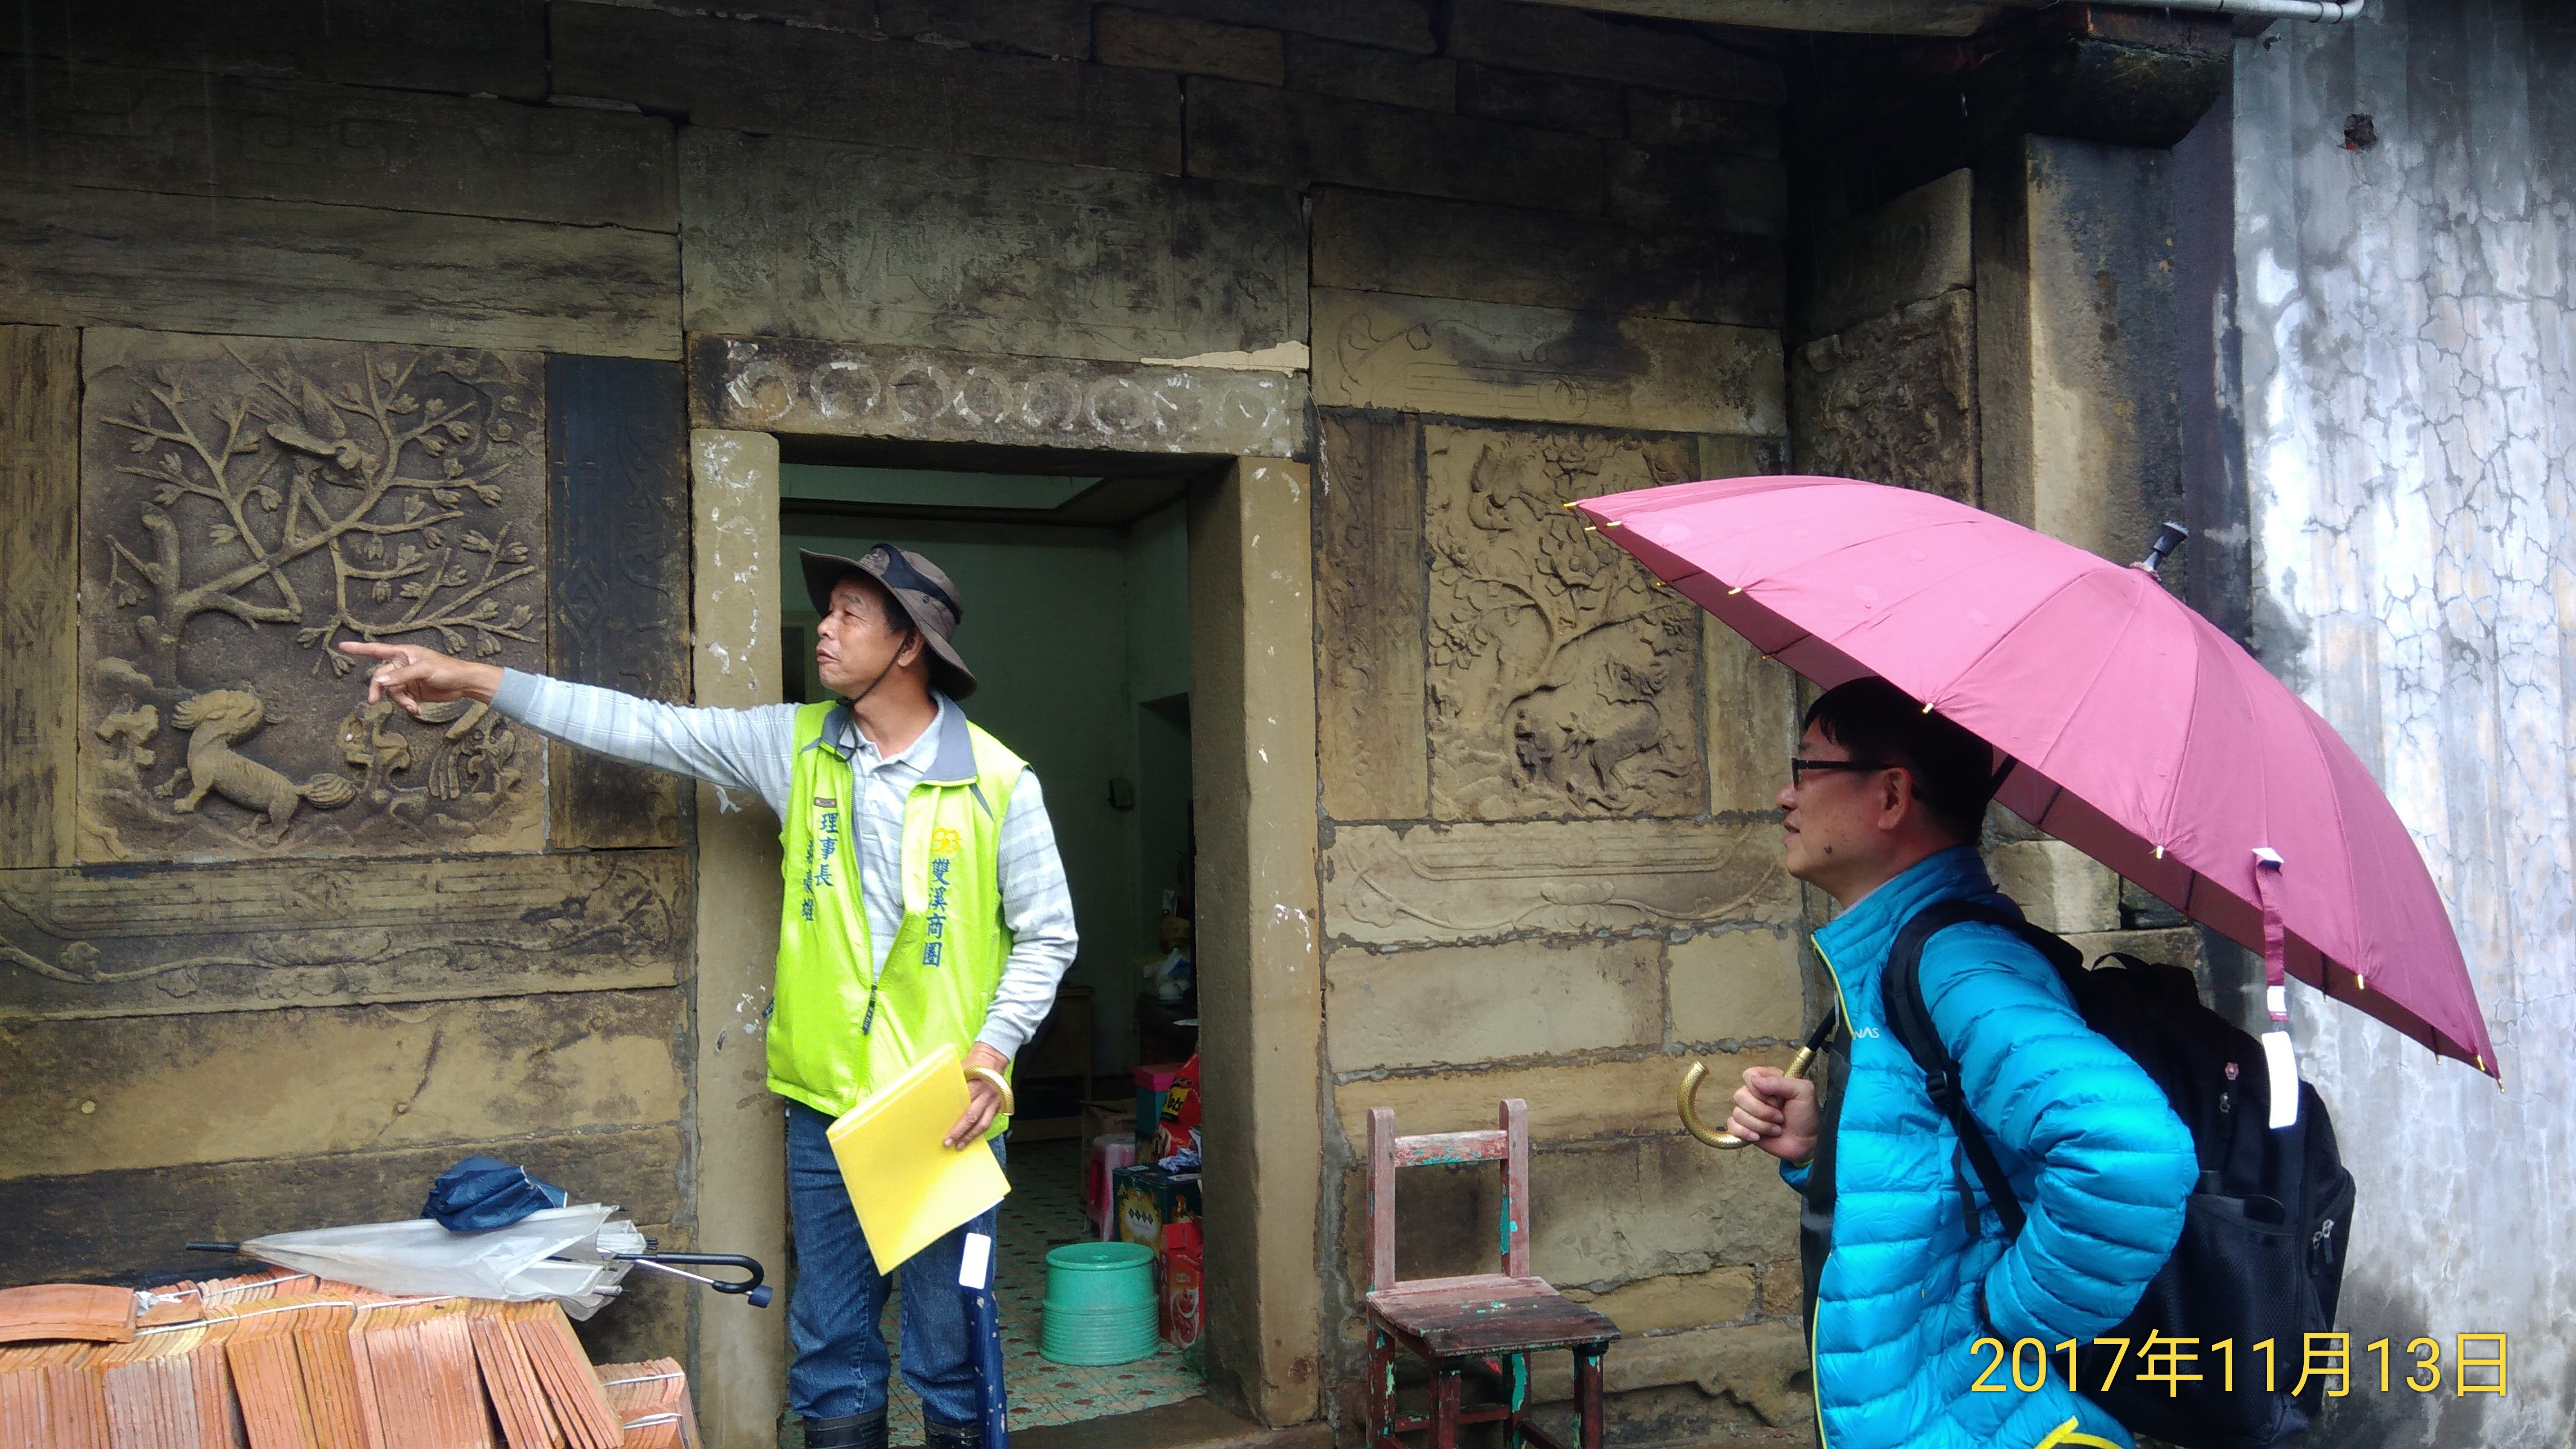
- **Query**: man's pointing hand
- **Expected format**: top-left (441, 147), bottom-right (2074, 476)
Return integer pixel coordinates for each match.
top-left (338, 641), bottom-right (503, 716)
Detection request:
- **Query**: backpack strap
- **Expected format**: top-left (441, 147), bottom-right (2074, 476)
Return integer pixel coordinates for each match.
top-left (1882, 900), bottom-right (2082, 1243)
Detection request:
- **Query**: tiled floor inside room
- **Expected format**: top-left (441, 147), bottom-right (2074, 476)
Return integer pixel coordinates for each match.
top-left (882, 1136), bottom-right (1200, 1445)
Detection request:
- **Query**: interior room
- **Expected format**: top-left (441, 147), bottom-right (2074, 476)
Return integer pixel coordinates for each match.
top-left (778, 458), bottom-right (1204, 1438)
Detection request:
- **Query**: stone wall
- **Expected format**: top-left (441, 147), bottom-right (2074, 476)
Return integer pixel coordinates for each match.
top-left (0, 4), bottom-right (2247, 1446)
top-left (1298, 17), bottom-right (1809, 1432)
top-left (2237, 4), bottom-right (2576, 1443)
top-left (0, 2), bottom-right (1821, 1442)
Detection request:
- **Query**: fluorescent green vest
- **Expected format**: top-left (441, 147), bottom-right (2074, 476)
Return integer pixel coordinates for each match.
top-left (771, 700), bottom-right (1024, 1135)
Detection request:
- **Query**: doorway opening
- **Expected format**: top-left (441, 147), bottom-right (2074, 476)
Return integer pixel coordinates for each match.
top-left (777, 448), bottom-right (1205, 1438)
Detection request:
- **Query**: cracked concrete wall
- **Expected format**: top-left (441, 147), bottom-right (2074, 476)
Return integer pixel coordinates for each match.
top-left (2236, 3), bottom-right (2576, 1442)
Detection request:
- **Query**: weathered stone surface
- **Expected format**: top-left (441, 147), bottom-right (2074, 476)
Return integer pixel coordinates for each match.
top-left (681, 130), bottom-right (1303, 364)
top-left (0, 0), bottom-right (548, 101)
top-left (1105, 0), bottom-right (1433, 52)
top-left (877, 0), bottom-right (1092, 55)
top-left (1703, 612), bottom-right (1798, 816)
top-left (0, 1125), bottom-right (681, 1287)
top-left (1562, 1266), bottom-right (1756, 1334)
top-left (1987, 839), bottom-right (2120, 934)
top-left (1322, 820), bottom-right (1797, 948)
top-left (1758, 1261), bottom-right (1802, 1317)
top-left (1311, 190), bottom-right (1784, 328)
top-left (1, 988), bottom-right (685, 1178)
top-left (686, 427), bottom-right (793, 1445)
top-left (1533, 1137), bottom-right (1800, 1284)
top-left (1423, 425), bottom-right (1704, 819)
top-left (692, 335), bottom-right (1310, 458)
top-left (1327, 937), bottom-right (1663, 1071)
top-left (2064, 927), bottom-right (2201, 972)
top-left (1976, 135), bottom-right (2180, 558)
top-left (1669, 929), bottom-right (1805, 1045)
top-left (1190, 458), bottom-right (1325, 1426)
top-left (552, 2), bottom-right (1183, 175)
top-left (1626, 89), bottom-right (1781, 159)
top-left (1529, 1321), bottom-right (1810, 1427)
top-left (0, 65), bottom-right (677, 230)
top-left (1315, 410), bottom-right (1429, 822)
top-left (1805, 168), bottom-right (1970, 341)
top-left (0, 189), bottom-right (680, 358)
top-left (1096, 6), bottom-right (1283, 84)
top-left (1332, 1048), bottom-right (1789, 1151)
top-left (0, 326), bottom-right (77, 870)
top-left (572, 0), bottom-right (1092, 55)
top-left (1456, 64), bottom-right (1625, 139)
top-left (1286, 36), bottom-right (1455, 111)
top-left (1792, 289), bottom-right (1978, 503)
top-left (1186, 79), bottom-right (1603, 215)
top-left (547, 355), bottom-right (690, 851)
top-left (0, 850), bottom-right (691, 1022)
top-left (1608, 145), bottom-right (1789, 238)
top-left (1696, 435), bottom-right (1789, 481)
top-left (77, 332), bottom-right (549, 861)
top-left (1445, 2), bottom-right (1785, 105)
top-left (1315, 291), bottom-right (1784, 435)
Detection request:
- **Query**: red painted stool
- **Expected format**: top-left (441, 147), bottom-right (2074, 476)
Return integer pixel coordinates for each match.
top-left (1362, 1098), bottom-right (1619, 1449)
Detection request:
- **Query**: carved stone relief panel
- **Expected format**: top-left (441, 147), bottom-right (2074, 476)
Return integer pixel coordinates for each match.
top-left (1320, 818), bottom-right (1796, 949)
top-left (77, 330), bottom-right (548, 861)
top-left (1790, 288), bottom-right (1978, 504)
top-left (0, 850), bottom-right (689, 1022)
top-left (1423, 424), bottom-right (1705, 820)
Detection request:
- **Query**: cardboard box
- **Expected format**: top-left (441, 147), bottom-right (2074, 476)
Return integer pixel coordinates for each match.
top-left (1113, 1164), bottom-right (1202, 1255)
top-left (1077, 1098), bottom-right (1137, 1196)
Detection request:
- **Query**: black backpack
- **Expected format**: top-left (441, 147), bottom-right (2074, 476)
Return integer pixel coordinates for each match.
top-left (1881, 901), bottom-right (2356, 1449)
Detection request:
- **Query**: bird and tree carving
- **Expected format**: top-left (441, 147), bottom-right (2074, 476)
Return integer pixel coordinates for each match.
top-left (78, 335), bottom-right (547, 859)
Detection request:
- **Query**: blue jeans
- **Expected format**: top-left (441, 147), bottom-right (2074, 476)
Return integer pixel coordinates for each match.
top-left (784, 1099), bottom-right (1005, 1425)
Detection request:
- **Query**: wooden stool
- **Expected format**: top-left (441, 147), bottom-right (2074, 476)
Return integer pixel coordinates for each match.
top-left (1362, 1099), bottom-right (1618, 1449)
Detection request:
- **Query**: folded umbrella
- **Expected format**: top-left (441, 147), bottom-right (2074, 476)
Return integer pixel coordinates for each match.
top-left (1580, 475), bottom-right (2497, 1115)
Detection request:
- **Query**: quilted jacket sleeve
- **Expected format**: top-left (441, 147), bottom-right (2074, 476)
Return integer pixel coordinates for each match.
top-left (1917, 925), bottom-right (2195, 1347)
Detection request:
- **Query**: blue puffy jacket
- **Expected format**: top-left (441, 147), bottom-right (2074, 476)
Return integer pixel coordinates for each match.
top-left (1784, 847), bottom-right (2195, 1449)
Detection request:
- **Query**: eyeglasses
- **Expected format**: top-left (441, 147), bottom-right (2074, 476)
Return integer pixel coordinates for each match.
top-left (1789, 757), bottom-right (1894, 789)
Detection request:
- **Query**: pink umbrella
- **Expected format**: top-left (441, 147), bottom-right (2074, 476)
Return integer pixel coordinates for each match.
top-left (1580, 475), bottom-right (2497, 1095)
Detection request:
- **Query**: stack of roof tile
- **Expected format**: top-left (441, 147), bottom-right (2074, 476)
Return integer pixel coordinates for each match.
top-left (597, 1359), bottom-right (700, 1449)
top-left (0, 1286), bottom-right (140, 1346)
top-left (0, 1271), bottom-right (699, 1449)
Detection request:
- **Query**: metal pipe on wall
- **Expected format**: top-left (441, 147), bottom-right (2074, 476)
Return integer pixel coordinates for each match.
top-left (2097, 0), bottom-right (2365, 21)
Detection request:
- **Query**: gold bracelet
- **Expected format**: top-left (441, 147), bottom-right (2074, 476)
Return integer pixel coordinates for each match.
top-left (964, 1065), bottom-right (1016, 1117)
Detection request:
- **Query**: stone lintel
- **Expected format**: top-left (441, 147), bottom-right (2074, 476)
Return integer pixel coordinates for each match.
top-left (690, 334), bottom-right (1310, 459)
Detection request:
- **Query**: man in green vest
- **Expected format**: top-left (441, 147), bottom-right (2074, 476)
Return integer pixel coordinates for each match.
top-left (344, 544), bottom-right (1077, 1449)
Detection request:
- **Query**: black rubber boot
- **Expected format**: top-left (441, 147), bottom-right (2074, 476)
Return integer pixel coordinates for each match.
top-left (799, 1409), bottom-right (888, 1449)
top-left (923, 1418), bottom-right (982, 1449)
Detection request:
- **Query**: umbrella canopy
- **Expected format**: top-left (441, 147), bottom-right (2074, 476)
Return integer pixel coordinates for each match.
top-left (1579, 475), bottom-right (2497, 1083)
top-left (238, 1204), bottom-right (642, 1319)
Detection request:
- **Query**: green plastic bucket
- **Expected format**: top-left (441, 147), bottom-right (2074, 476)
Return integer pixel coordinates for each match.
top-left (1039, 1302), bottom-right (1160, 1366)
top-left (1040, 1242), bottom-right (1160, 1365)
top-left (1041, 1241), bottom-right (1155, 1309)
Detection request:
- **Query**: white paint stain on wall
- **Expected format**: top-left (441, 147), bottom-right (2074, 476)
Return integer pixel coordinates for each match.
top-left (2237, 4), bottom-right (2574, 1441)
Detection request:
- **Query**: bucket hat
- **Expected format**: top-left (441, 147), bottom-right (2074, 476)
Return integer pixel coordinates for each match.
top-left (799, 544), bottom-right (977, 700)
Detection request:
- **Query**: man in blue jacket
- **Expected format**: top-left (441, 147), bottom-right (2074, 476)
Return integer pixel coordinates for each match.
top-left (1725, 678), bottom-right (2195, 1449)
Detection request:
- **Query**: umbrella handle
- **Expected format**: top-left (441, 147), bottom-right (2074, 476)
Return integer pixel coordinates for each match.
top-left (621, 1252), bottom-right (773, 1308)
top-left (1677, 1045), bottom-right (1819, 1150)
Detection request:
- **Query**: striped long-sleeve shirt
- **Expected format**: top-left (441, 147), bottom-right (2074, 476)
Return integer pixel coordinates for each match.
top-left (488, 670), bottom-right (1078, 1059)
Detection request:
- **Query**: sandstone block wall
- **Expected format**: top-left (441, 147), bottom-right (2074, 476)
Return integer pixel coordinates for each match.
top-left (2, 2), bottom-right (1822, 1442)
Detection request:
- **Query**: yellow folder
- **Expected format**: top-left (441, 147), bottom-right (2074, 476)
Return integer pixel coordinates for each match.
top-left (824, 1043), bottom-right (1011, 1270)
